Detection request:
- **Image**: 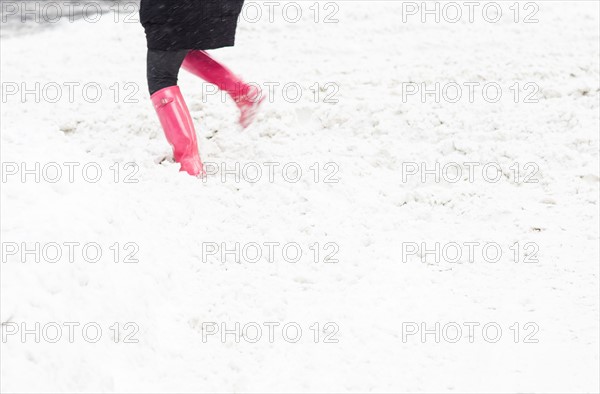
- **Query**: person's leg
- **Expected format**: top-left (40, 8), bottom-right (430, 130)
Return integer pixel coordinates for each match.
top-left (181, 50), bottom-right (244, 98)
top-left (147, 49), bottom-right (204, 176)
top-left (182, 50), bottom-right (264, 128)
top-left (147, 49), bottom-right (189, 95)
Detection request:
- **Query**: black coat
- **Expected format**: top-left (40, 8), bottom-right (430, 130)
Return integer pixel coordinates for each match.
top-left (140, 0), bottom-right (245, 51)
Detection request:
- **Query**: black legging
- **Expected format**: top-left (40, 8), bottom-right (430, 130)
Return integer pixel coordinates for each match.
top-left (147, 49), bottom-right (190, 95)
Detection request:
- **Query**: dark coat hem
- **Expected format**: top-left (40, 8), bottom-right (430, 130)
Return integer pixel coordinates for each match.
top-left (140, 1), bottom-right (244, 52)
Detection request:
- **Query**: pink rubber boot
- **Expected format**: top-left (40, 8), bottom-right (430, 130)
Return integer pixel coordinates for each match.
top-left (151, 86), bottom-right (204, 176)
top-left (182, 50), bottom-right (264, 129)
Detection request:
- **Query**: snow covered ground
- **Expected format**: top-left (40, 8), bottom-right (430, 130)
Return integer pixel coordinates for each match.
top-left (1, 1), bottom-right (599, 392)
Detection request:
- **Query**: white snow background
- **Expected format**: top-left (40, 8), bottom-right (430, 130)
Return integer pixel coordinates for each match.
top-left (1, 0), bottom-right (599, 392)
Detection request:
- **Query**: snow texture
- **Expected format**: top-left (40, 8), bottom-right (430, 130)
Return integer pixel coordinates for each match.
top-left (1, 1), bottom-right (599, 392)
